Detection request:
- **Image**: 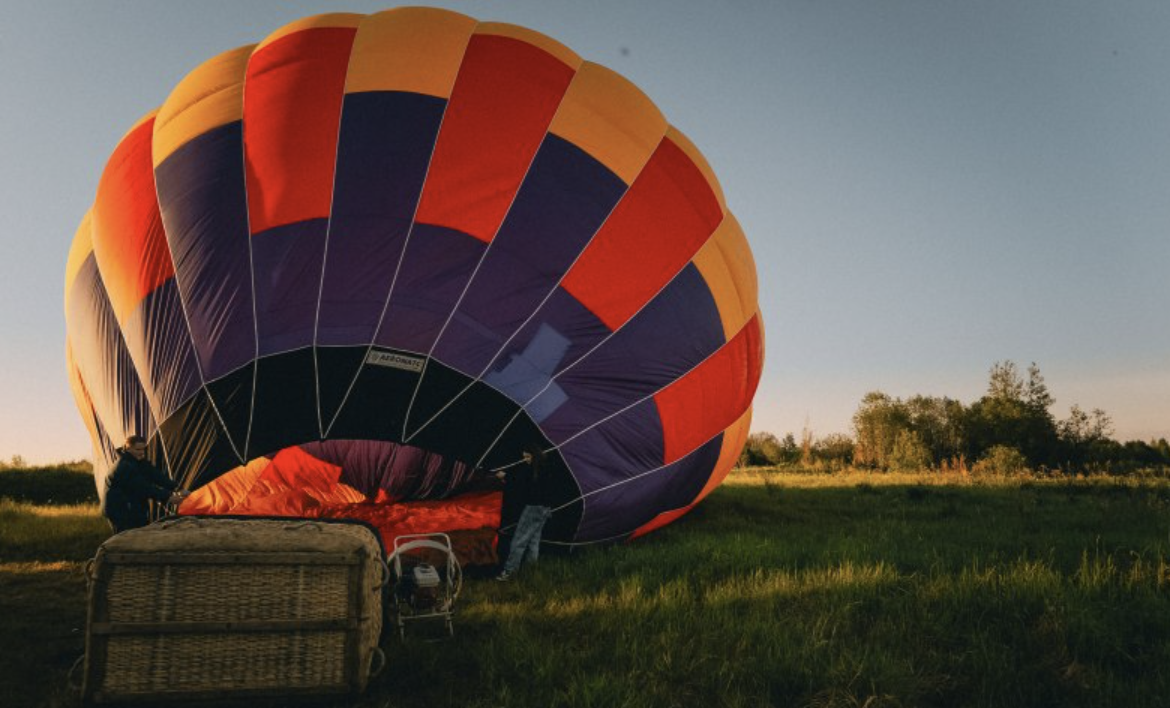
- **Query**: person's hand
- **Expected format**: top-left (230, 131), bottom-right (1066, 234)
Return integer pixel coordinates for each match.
top-left (495, 471), bottom-right (506, 481)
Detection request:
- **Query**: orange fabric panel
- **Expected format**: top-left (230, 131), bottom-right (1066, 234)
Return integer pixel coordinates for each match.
top-left (654, 314), bottom-right (763, 465)
top-left (180, 456), bottom-right (273, 514)
top-left (344, 7), bottom-right (475, 97)
top-left (243, 25), bottom-right (357, 235)
top-left (153, 44), bottom-right (253, 168)
top-left (413, 33), bottom-right (577, 243)
top-left (180, 447), bottom-right (365, 516)
top-left (561, 135), bottom-right (724, 330)
top-left (718, 215), bottom-right (759, 332)
top-left (698, 406), bottom-right (753, 500)
top-left (630, 407), bottom-right (752, 540)
top-left (91, 114), bottom-right (175, 324)
top-left (548, 61), bottom-right (667, 185)
top-left (692, 214), bottom-right (759, 340)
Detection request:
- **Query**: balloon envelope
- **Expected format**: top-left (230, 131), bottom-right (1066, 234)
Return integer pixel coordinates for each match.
top-left (64, 7), bottom-right (763, 546)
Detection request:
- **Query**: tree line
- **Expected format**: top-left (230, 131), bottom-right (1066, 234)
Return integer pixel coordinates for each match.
top-left (742, 361), bottom-right (1170, 475)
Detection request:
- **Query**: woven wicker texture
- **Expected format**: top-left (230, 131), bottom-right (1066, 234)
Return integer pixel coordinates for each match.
top-left (85, 518), bottom-right (385, 702)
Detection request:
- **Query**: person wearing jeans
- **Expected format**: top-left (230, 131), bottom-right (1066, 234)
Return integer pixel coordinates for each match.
top-left (495, 445), bottom-right (552, 581)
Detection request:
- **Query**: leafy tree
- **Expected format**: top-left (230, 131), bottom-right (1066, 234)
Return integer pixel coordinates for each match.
top-left (1024, 362), bottom-right (1054, 411)
top-left (814, 433), bottom-right (855, 467)
top-left (965, 361), bottom-right (1058, 467)
top-left (987, 361), bottom-right (1025, 402)
top-left (905, 395), bottom-right (966, 464)
top-left (779, 433), bottom-right (800, 463)
top-left (888, 429), bottom-right (932, 471)
top-left (852, 392), bottom-right (910, 468)
top-left (1058, 405), bottom-right (1118, 470)
top-left (739, 432), bottom-right (783, 466)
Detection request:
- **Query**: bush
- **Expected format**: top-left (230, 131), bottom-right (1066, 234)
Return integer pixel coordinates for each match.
top-left (973, 445), bottom-right (1029, 477)
top-left (740, 432), bottom-right (800, 467)
top-left (888, 430), bottom-right (932, 471)
top-left (0, 464), bottom-right (97, 505)
top-left (814, 433), bottom-right (855, 469)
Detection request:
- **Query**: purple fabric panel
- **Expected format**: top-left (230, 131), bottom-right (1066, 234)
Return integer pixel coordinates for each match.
top-left (559, 397), bottom-right (664, 497)
top-left (121, 280), bottom-right (202, 420)
top-left (430, 135), bottom-right (627, 376)
top-left (532, 263), bottom-right (724, 444)
top-left (482, 287), bottom-right (609, 414)
top-left (317, 91), bottom-right (446, 346)
top-left (374, 224), bottom-right (485, 354)
top-left (65, 257), bottom-right (157, 451)
top-left (574, 434), bottom-right (723, 542)
top-left (154, 121), bottom-right (255, 381)
top-left (482, 323), bottom-right (569, 424)
top-left (251, 219), bottom-right (328, 356)
top-left (301, 439), bottom-right (480, 500)
top-left (83, 391), bottom-right (121, 496)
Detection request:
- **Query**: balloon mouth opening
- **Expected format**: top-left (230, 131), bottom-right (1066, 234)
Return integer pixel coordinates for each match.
top-left (177, 440), bottom-right (505, 564)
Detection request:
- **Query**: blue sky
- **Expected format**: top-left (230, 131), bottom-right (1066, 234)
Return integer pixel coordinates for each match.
top-left (1, 1), bottom-right (1167, 463)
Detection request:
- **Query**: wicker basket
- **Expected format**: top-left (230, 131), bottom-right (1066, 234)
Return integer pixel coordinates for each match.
top-left (82, 517), bottom-right (386, 704)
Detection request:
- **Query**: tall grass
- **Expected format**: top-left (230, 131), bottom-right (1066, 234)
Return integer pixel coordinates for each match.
top-left (2, 469), bottom-right (1168, 707)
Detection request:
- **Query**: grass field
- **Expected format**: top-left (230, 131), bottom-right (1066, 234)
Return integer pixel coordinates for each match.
top-left (2, 468), bottom-right (1169, 707)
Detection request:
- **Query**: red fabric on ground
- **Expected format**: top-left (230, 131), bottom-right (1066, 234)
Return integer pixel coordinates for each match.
top-left (179, 447), bottom-right (503, 566)
top-left (311, 490), bottom-right (502, 566)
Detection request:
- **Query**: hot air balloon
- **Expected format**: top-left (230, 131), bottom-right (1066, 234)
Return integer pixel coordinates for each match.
top-left (64, 7), bottom-right (763, 554)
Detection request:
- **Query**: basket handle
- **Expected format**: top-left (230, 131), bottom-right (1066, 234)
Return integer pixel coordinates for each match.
top-left (369, 647), bottom-right (387, 678)
top-left (67, 654), bottom-right (84, 691)
top-left (375, 557), bottom-right (392, 591)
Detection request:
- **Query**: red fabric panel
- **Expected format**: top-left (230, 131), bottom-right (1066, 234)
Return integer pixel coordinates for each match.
top-left (244, 27), bottom-right (356, 235)
top-left (630, 506), bottom-right (692, 540)
top-left (315, 491), bottom-right (502, 566)
top-left (180, 446), bottom-right (503, 565)
top-left (414, 34), bottom-right (576, 243)
top-left (180, 447), bottom-right (361, 516)
top-left (561, 136), bottom-right (724, 330)
top-left (91, 117), bottom-right (174, 322)
top-left (654, 315), bottom-right (763, 464)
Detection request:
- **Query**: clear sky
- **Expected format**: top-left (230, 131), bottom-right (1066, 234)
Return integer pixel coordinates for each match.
top-left (1, 1), bottom-right (1167, 464)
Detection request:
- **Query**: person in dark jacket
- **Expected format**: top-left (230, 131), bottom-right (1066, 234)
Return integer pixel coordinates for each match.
top-left (101, 435), bottom-right (185, 533)
top-left (495, 444), bottom-right (554, 581)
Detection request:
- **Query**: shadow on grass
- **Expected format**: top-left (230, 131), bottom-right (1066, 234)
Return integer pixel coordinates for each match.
top-left (3, 481), bottom-right (1169, 707)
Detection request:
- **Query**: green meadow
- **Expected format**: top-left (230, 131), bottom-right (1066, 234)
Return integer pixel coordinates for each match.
top-left (2, 466), bottom-right (1169, 707)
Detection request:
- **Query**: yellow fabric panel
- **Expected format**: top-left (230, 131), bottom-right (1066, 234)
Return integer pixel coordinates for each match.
top-left (476, 21), bottom-right (582, 70)
top-left (152, 44), bottom-right (253, 167)
top-left (64, 210), bottom-right (94, 303)
top-left (665, 125), bottom-right (726, 212)
top-left (716, 212), bottom-right (759, 326)
top-left (692, 214), bottom-right (754, 340)
top-left (65, 340), bottom-right (98, 446)
top-left (66, 339), bottom-right (109, 483)
top-left (699, 406), bottom-right (753, 501)
top-left (344, 7), bottom-right (476, 97)
top-left (254, 12), bottom-right (364, 52)
top-left (549, 62), bottom-right (667, 185)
